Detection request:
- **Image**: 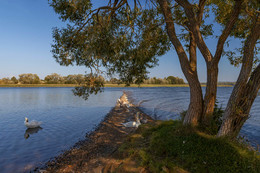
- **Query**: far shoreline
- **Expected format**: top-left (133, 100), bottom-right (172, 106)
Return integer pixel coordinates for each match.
top-left (0, 83), bottom-right (234, 88)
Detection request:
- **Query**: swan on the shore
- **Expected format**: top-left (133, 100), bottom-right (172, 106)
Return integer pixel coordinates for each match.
top-left (122, 112), bottom-right (141, 128)
top-left (24, 117), bottom-right (42, 129)
top-left (118, 98), bottom-right (131, 108)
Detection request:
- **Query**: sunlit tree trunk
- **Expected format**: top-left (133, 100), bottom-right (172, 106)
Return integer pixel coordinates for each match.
top-left (183, 72), bottom-right (203, 125)
top-left (218, 65), bottom-right (260, 137)
top-left (159, 0), bottom-right (203, 126)
top-left (218, 17), bottom-right (260, 137)
top-left (174, 0), bottom-right (242, 125)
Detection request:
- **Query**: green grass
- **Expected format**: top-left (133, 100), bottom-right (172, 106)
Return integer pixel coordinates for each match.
top-left (119, 120), bottom-right (260, 173)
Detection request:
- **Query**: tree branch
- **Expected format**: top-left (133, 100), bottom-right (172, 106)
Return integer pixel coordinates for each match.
top-left (175, 0), bottom-right (213, 63)
top-left (197, 0), bottom-right (206, 25)
top-left (213, 0), bottom-right (243, 64)
top-left (228, 16), bottom-right (260, 101)
top-left (158, 0), bottom-right (193, 76)
top-left (189, 33), bottom-right (197, 72)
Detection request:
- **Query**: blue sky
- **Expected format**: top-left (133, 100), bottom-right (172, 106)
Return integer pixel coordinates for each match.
top-left (0, 0), bottom-right (241, 82)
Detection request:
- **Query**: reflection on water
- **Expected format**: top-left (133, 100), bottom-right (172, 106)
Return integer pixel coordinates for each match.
top-left (24, 127), bottom-right (43, 139)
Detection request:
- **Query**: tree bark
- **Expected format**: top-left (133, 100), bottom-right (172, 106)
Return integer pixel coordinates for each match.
top-left (217, 16), bottom-right (260, 137)
top-left (217, 64), bottom-right (260, 137)
top-left (183, 72), bottom-right (203, 125)
top-left (158, 0), bottom-right (203, 126)
top-left (175, 0), bottom-right (242, 123)
top-left (203, 63), bottom-right (218, 122)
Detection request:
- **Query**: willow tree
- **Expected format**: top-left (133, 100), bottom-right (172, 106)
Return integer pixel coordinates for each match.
top-left (50, 0), bottom-right (170, 99)
top-left (50, 0), bottom-right (260, 138)
top-left (159, 0), bottom-right (259, 137)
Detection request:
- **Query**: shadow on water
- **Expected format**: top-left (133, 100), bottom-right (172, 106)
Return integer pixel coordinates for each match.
top-left (24, 127), bottom-right (43, 139)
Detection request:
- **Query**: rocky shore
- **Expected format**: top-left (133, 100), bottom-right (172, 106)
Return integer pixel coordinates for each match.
top-left (37, 93), bottom-right (153, 173)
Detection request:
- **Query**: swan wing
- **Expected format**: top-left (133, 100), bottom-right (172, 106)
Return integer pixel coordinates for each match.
top-left (25, 121), bottom-right (42, 128)
top-left (122, 121), bottom-right (136, 127)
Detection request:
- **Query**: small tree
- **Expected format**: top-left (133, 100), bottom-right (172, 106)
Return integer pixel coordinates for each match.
top-left (11, 76), bottom-right (18, 84)
top-left (74, 74), bottom-right (86, 84)
top-left (64, 74), bottom-right (85, 84)
top-left (19, 74), bottom-right (40, 84)
top-left (1, 78), bottom-right (12, 84)
top-left (44, 73), bottom-right (64, 84)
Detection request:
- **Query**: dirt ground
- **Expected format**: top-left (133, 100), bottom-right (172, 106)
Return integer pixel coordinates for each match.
top-left (36, 93), bottom-right (153, 173)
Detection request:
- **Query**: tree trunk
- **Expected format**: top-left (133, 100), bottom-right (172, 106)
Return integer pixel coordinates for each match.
top-left (183, 72), bottom-right (203, 125)
top-left (203, 63), bottom-right (218, 123)
top-left (184, 33), bottom-right (204, 125)
top-left (175, 0), bottom-right (242, 125)
top-left (158, 0), bottom-right (203, 126)
top-left (218, 64), bottom-right (260, 137)
top-left (217, 17), bottom-right (260, 137)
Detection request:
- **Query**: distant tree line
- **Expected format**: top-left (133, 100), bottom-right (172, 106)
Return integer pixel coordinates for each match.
top-left (0, 74), bottom-right (41, 84)
top-left (0, 73), bottom-right (87, 85)
top-left (143, 76), bottom-right (185, 84)
top-left (0, 73), bottom-right (185, 85)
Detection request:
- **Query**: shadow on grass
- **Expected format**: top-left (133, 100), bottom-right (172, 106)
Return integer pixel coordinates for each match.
top-left (118, 120), bottom-right (260, 173)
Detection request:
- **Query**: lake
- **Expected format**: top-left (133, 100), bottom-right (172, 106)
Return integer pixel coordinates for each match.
top-left (0, 87), bottom-right (123, 173)
top-left (0, 87), bottom-right (259, 172)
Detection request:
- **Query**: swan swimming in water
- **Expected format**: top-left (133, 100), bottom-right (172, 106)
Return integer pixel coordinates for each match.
top-left (122, 112), bottom-right (141, 128)
top-left (24, 117), bottom-right (42, 128)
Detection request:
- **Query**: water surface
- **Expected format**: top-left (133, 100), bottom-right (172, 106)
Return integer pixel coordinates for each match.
top-left (0, 87), bottom-right (259, 173)
top-left (127, 87), bottom-right (260, 146)
top-left (0, 87), bottom-right (122, 173)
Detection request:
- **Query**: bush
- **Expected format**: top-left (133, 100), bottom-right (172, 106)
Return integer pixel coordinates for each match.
top-left (200, 101), bottom-right (224, 135)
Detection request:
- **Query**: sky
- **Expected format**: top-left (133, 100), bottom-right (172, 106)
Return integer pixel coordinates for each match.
top-left (0, 0), bottom-right (241, 82)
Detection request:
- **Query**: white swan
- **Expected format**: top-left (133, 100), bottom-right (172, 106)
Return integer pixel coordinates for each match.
top-left (24, 117), bottom-right (42, 128)
top-left (122, 112), bottom-right (141, 128)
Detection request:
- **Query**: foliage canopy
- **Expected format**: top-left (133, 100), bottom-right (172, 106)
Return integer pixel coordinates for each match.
top-left (50, 0), bottom-right (170, 99)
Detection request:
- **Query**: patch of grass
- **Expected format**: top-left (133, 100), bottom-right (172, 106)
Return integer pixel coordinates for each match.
top-left (119, 120), bottom-right (260, 173)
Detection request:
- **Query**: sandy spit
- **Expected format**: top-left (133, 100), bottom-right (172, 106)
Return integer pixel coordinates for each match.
top-left (35, 92), bottom-right (153, 173)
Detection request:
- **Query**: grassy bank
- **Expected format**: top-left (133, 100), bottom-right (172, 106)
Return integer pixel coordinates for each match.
top-left (118, 120), bottom-right (260, 173)
top-left (0, 83), bottom-right (233, 88)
